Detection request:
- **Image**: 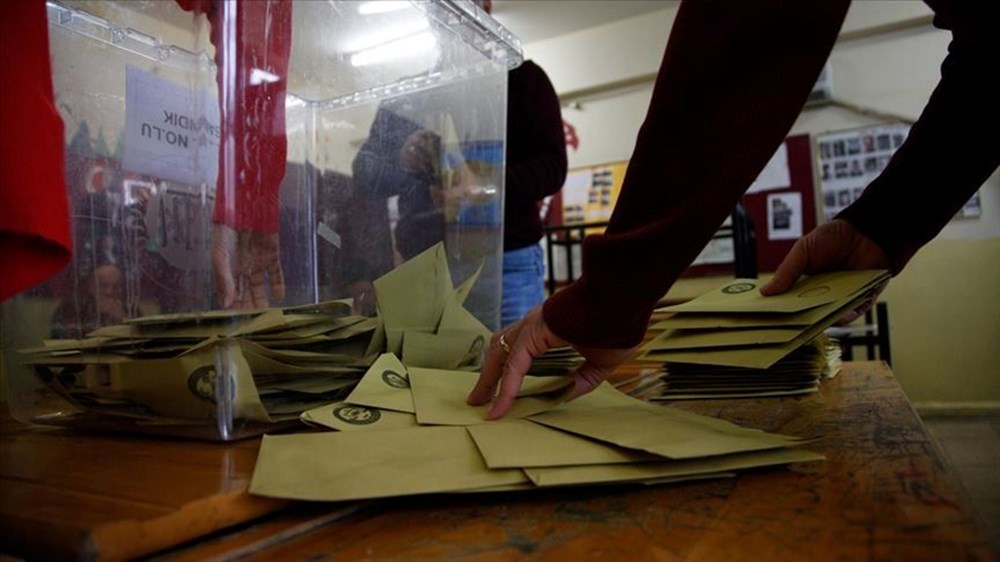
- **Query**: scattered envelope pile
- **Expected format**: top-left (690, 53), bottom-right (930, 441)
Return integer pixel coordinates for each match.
top-left (251, 352), bottom-right (823, 501)
top-left (20, 300), bottom-right (377, 427)
top-left (19, 243), bottom-right (581, 435)
top-left (636, 270), bottom-right (889, 400)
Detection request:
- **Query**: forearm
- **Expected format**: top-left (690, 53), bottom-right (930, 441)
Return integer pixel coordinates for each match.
top-left (837, 9), bottom-right (1000, 273)
top-left (543, 0), bottom-right (851, 348)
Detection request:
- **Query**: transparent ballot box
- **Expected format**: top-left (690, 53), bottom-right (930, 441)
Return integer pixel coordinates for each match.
top-left (1, 0), bottom-right (520, 440)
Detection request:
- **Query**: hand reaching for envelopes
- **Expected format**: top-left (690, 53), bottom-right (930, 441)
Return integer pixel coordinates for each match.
top-left (761, 218), bottom-right (890, 324)
top-left (467, 307), bottom-right (636, 420)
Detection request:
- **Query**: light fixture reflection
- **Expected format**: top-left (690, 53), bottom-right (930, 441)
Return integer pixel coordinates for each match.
top-left (357, 1), bottom-right (411, 15)
top-left (350, 31), bottom-right (436, 67)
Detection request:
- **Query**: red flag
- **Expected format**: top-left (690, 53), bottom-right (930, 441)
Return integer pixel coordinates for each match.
top-left (0, 0), bottom-right (72, 301)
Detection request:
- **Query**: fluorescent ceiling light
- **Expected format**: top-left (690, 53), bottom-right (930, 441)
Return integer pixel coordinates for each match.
top-left (345, 17), bottom-right (429, 52)
top-left (357, 1), bottom-right (411, 15)
top-left (351, 31), bottom-right (436, 67)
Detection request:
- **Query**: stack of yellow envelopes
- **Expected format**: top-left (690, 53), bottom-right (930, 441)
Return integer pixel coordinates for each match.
top-left (251, 353), bottom-right (823, 501)
top-left (637, 270), bottom-right (889, 399)
top-left (21, 301), bottom-right (377, 428)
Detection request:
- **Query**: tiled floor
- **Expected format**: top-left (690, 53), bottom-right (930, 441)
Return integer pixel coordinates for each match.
top-left (921, 414), bottom-right (1000, 553)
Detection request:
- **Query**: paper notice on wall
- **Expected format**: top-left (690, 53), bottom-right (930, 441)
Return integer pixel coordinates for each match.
top-left (747, 143), bottom-right (790, 194)
top-left (123, 66), bottom-right (219, 187)
top-left (766, 192), bottom-right (802, 241)
top-left (561, 170), bottom-right (591, 225)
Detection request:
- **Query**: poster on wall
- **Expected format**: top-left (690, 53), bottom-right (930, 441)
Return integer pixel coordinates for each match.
top-left (560, 162), bottom-right (627, 232)
top-left (817, 123), bottom-right (909, 221)
top-left (766, 192), bottom-right (803, 240)
top-left (817, 123), bottom-right (984, 222)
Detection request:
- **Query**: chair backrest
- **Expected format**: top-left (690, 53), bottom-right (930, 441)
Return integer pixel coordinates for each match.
top-left (825, 301), bottom-right (892, 365)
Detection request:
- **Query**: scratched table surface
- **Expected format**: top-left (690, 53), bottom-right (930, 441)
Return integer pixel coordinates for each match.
top-left (2, 362), bottom-right (996, 561)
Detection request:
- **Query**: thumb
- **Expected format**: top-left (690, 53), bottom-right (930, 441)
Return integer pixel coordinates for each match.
top-left (567, 360), bottom-right (615, 400)
top-left (761, 238), bottom-right (808, 296)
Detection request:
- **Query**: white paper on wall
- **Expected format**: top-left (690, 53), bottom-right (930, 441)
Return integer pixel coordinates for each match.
top-left (124, 66), bottom-right (220, 187)
top-left (747, 143), bottom-right (790, 194)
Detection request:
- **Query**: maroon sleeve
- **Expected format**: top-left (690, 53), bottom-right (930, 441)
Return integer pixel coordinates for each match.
top-left (0, 0), bottom-right (72, 301)
top-left (836, 0), bottom-right (1000, 273)
top-left (542, 0), bottom-right (851, 348)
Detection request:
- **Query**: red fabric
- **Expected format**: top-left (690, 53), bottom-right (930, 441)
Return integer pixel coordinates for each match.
top-left (177, 0), bottom-right (292, 233)
top-left (543, 0), bottom-right (999, 349)
top-left (0, 0), bottom-right (72, 302)
top-left (543, 0), bottom-right (851, 348)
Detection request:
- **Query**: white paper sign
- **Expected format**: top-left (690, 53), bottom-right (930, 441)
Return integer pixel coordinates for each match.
top-left (747, 143), bottom-right (791, 194)
top-left (124, 66), bottom-right (219, 187)
top-left (767, 192), bottom-right (803, 241)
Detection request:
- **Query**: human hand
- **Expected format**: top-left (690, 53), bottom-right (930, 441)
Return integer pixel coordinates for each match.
top-left (467, 306), bottom-right (637, 419)
top-left (212, 223), bottom-right (285, 309)
top-left (761, 218), bottom-right (890, 324)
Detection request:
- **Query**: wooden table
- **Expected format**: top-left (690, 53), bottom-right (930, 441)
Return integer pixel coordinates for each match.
top-left (1, 362), bottom-right (996, 561)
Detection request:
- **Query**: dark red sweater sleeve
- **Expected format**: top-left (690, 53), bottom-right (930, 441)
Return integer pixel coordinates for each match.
top-left (0, 0), bottom-right (72, 302)
top-left (177, 0), bottom-right (291, 233)
top-left (543, 0), bottom-right (851, 348)
top-left (836, 0), bottom-right (1000, 273)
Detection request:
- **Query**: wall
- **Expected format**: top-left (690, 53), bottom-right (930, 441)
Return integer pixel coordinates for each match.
top-left (527, 2), bottom-right (1000, 407)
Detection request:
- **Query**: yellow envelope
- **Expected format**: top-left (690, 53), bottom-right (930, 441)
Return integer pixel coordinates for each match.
top-left (642, 291), bottom-right (873, 368)
top-left (454, 259), bottom-right (485, 306)
top-left (402, 329), bottom-right (488, 370)
top-left (408, 367), bottom-right (573, 426)
top-left (300, 401), bottom-right (419, 431)
top-left (467, 419), bottom-right (659, 468)
top-left (659, 270), bottom-right (888, 314)
top-left (373, 242), bottom-right (453, 345)
top-left (109, 341), bottom-right (270, 422)
top-left (527, 384), bottom-right (803, 459)
top-left (644, 327), bottom-right (805, 351)
top-left (523, 447), bottom-right (824, 487)
top-left (249, 426), bottom-right (528, 501)
top-left (343, 353), bottom-right (414, 413)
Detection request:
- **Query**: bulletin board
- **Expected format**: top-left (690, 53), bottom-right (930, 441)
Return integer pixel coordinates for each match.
top-left (816, 123), bottom-right (982, 220)
top-left (817, 123), bottom-right (909, 221)
top-left (554, 161), bottom-right (627, 234)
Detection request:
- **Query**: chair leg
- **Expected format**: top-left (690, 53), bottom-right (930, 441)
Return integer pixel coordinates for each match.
top-left (876, 301), bottom-right (891, 366)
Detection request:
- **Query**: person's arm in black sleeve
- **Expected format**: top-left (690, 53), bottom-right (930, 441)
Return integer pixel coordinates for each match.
top-left (505, 61), bottom-right (568, 208)
top-left (836, 1), bottom-right (1000, 273)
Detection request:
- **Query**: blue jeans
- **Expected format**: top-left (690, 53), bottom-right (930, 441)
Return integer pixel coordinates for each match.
top-left (501, 244), bottom-right (545, 328)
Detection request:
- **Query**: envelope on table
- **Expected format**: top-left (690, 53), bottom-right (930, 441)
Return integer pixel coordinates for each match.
top-left (467, 419), bottom-right (660, 469)
top-left (408, 367), bottom-right (572, 426)
top-left (300, 401), bottom-right (419, 431)
top-left (523, 447), bottom-right (824, 487)
top-left (644, 327), bottom-right (804, 351)
top-left (250, 426), bottom-right (528, 501)
top-left (527, 384), bottom-right (804, 459)
top-left (343, 353), bottom-right (414, 413)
